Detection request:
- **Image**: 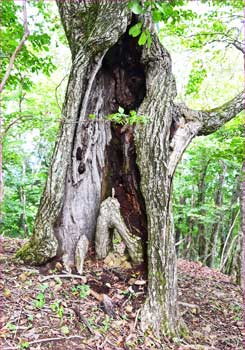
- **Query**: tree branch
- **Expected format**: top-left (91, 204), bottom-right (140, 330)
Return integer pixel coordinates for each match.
top-left (174, 90), bottom-right (244, 136)
top-left (3, 114), bottom-right (34, 136)
top-left (184, 30), bottom-right (244, 54)
top-left (197, 90), bottom-right (244, 135)
top-left (0, 0), bottom-right (29, 94)
top-left (169, 90), bottom-right (244, 176)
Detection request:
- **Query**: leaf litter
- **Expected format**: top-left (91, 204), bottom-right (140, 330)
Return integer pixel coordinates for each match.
top-left (0, 237), bottom-right (243, 350)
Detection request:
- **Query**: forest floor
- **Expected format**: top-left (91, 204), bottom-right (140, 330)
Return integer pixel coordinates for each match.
top-left (0, 237), bottom-right (243, 350)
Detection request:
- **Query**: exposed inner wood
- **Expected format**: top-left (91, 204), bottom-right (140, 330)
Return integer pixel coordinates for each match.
top-left (100, 29), bottom-right (148, 244)
top-left (105, 125), bottom-right (148, 242)
top-left (95, 196), bottom-right (144, 264)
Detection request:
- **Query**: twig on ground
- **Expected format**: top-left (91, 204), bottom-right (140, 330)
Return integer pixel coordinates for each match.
top-left (133, 308), bottom-right (141, 331)
top-left (2, 335), bottom-right (86, 350)
top-left (39, 274), bottom-right (87, 282)
top-left (179, 345), bottom-right (215, 350)
top-left (72, 306), bottom-right (95, 334)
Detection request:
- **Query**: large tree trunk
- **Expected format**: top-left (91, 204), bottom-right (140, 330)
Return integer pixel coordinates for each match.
top-left (16, 0), bottom-right (244, 337)
top-left (16, 1), bottom-right (181, 336)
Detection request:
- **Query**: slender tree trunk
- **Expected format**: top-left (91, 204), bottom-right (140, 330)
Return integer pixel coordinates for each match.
top-left (16, 0), bottom-right (244, 337)
top-left (196, 160), bottom-right (209, 262)
top-left (0, 116), bottom-right (3, 226)
top-left (183, 185), bottom-right (196, 260)
top-left (19, 162), bottom-right (29, 236)
top-left (225, 165), bottom-right (244, 285)
top-left (219, 172), bottom-right (240, 259)
top-left (206, 161), bottom-right (226, 267)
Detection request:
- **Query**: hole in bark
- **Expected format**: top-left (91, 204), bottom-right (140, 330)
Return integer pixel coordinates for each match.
top-left (78, 163), bottom-right (85, 174)
top-left (76, 147), bottom-right (83, 160)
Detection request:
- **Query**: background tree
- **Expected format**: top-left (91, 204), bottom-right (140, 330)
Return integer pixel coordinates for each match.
top-left (1, 0), bottom-right (69, 235)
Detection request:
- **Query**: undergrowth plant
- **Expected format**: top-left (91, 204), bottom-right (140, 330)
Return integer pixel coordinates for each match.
top-left (88, 107), bottom-right (149, 125)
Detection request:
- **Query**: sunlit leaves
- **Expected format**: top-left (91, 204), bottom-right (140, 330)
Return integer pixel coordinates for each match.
top-left (128, 22), bottom-right (142, 37)
top-left (128, 0), bottom-right (197, 48)
top-left (128, 1), bottom-right (143, 15)
top-left (185, 60), bottom-right (207, 97)
top-left (1, 0), bottom-right (56, 90)
top-left (138, 30), bottom-right (147, 45)
top-left (128, 21), bottom-right (151, 48)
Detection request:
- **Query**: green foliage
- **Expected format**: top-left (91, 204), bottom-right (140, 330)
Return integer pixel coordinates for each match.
top-left (128, 1), bottom-right (144, 15)
top-left (6, 322), bottom-right (17, 332)
top-left (173, 114), bottom-right (243, 267)
top-left (106, 107), bottom-right (149, 125)
top-left (155, 0), bottom-right (243, 82)
top-left (129, 22), bottom-right (142, 37)
top-left (33, 283), bottom-right (48, 309)
top-left (185, 60), bottom-right (207, 96)
top-left (0, 0), bottom-right (57, 90)
top-left (50, 300), bottom-right (64, 318)
top-left (1, 0), bottom-right (68, 238)
top-left (101, 315), bottom-right (111, 333)
top-left (19, 341), bottom-right (30, 350)
top-left (71, 284), bottom-right (90, 298)
top-left (128, 0), bottom-right (195, 48)
top-left (34, 292), bottom-right (45, 309)
top-left (88, 107), bottom-right (149, 125)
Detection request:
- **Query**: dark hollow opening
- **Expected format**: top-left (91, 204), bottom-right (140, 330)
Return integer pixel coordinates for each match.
top-left (101, 27), bottom-right (146, 113)
top-left (100, 24), bottom-right (148, 247)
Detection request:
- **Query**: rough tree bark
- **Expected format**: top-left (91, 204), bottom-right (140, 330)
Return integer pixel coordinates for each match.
top-left (16, 0), bottom-right (244, 336)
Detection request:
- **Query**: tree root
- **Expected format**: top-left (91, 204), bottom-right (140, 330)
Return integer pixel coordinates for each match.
top-left (15, 238), bottom-right (57, 265)
top-left (95, 194), bottom-right (143, 264)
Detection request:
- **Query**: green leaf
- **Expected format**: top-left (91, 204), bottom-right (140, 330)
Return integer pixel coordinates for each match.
top-left (118, 106), bottom-right (124, 114)
top-left (129, 110), bottom-right (136, 116)
top-left (129, 22), bottom-right (142, 38)
top-left (20, 341), bottom-right (30, 349)
top-left (138, 31), bottom-right (147, 46)
top-left (152, 10), bottom-right (162, 23)
top-left (128, 1), bottom-right (143, 15)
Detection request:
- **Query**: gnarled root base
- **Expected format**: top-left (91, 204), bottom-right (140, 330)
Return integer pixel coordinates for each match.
top-left (15, 237), bottom-right (58, 265)
top-left (75, 235), bottom-right (89, 274)
top-left (15, 195), bottom-right (143, 273)
top-left (95, 195), bottom-right (143, 264)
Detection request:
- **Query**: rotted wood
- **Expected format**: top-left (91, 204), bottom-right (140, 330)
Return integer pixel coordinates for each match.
top-left (95, 192), bottom-right (143, 264)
